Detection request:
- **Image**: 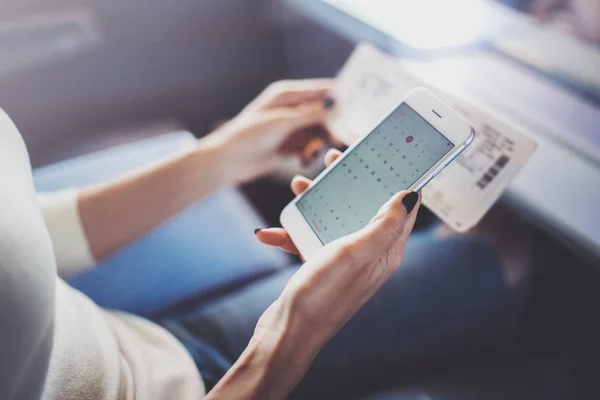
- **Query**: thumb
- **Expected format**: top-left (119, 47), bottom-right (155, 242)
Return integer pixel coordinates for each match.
top-left (358, 191), bottom-right (421, 251)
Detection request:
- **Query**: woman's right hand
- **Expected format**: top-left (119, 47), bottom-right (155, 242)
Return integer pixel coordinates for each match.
top-left (256, 149), bottom-right (421, 350)
top-left (208, 150), bottom-right (421, 400)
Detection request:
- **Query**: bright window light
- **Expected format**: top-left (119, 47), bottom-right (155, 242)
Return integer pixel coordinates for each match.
top-left (324, 0), bottom-right (492, 50)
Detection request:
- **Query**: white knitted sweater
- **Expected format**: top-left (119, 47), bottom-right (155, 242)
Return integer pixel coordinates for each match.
top-left (0, 109), bottom-right (204, 399)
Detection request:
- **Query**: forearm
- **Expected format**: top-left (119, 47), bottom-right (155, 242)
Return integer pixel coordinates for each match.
top-left (206, 298), bottom-right (322, 400)
top-left (78, 138), bottom-right (236, 261)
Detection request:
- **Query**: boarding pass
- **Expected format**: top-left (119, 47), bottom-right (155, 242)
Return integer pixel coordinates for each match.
top-left (327, 44), bottom-right (537, 232)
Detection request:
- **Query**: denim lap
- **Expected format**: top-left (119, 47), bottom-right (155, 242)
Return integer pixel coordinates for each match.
top-left (156, 228), bottom-right (517, 395)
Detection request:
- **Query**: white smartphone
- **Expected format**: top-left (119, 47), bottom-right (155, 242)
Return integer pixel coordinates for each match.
top-left (281, 88), bottom-right (475, 260)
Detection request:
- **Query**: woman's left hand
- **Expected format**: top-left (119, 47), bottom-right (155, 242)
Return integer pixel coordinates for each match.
top-left (205, 79), bottom-right (334, 184)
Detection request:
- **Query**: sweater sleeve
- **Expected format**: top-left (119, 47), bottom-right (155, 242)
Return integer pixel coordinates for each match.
top-left (38, 190), bottom-right (96, 278)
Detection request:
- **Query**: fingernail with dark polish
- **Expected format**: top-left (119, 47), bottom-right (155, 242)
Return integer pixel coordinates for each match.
top-left (402, 192), bottom-right (419, 214)
top-left (254, 228), bottom-right (263, 235)
top-left (323, 96), bottom-right (335, 110)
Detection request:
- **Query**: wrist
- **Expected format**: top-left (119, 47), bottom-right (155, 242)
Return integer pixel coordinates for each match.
top-left (248, 299), bottom-right (323, 396)
top-left (192, 134), bottom-right (240, 186)
top-left (211, 298), bottom-right (323, 399)
top-left (255, 297), bottom-right (324, 364)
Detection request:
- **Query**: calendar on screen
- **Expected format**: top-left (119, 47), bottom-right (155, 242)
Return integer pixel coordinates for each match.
top-left (297, 103), bottom-right (454, 244)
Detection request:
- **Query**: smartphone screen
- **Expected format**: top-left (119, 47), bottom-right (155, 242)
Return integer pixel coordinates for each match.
top-left (297, 103), bottom-right (454, 244)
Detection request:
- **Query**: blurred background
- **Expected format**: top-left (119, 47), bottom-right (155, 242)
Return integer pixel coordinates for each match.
top-left (3, 0), bottom-right (600, 398)
top-left (1, 0), bottom-right (598, 167)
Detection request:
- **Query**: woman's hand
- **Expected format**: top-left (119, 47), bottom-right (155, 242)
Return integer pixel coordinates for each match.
top-left (209, 149), bottom-right (422, 399)
top-left (203, 79), bottom-right (333, 184)
top-left (255, 149), bottom-right (421, 346)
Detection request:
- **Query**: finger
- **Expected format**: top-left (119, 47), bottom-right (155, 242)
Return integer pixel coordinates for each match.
top-left (326, 131), bottom-right (348, 150)
top-left (258, 101), bottom-right (329, 156)
top-left (255, 228), bottom-right (300, 255)
top-left (397, 191), bottom-right (422, 242)
top-left (263, 79), bottom-right (334, 109)
top-left (263, 102), bottom-right (326, 146)
top-left (290, 149), bottom-right (343, 196)
top-left (381, 190), bottom-right (421, 229)
top-left (360, 190), bottom-right (421, 249)
top-left (324, 148), bottom-right (343, 167)
top-left (349, 132), bottom-right (362, 144)
top-left (300, 137), bottom-right (327, 166)
top-left (291, 175), bottom-right (312, 196)
top-left (267, 101), bottom-right (329, 136)
top-left (279, 126), bottom-right (328, 164)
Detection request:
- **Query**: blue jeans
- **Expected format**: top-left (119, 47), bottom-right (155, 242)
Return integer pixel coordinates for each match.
top-left (155, 226), bottom-right (523, 398)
